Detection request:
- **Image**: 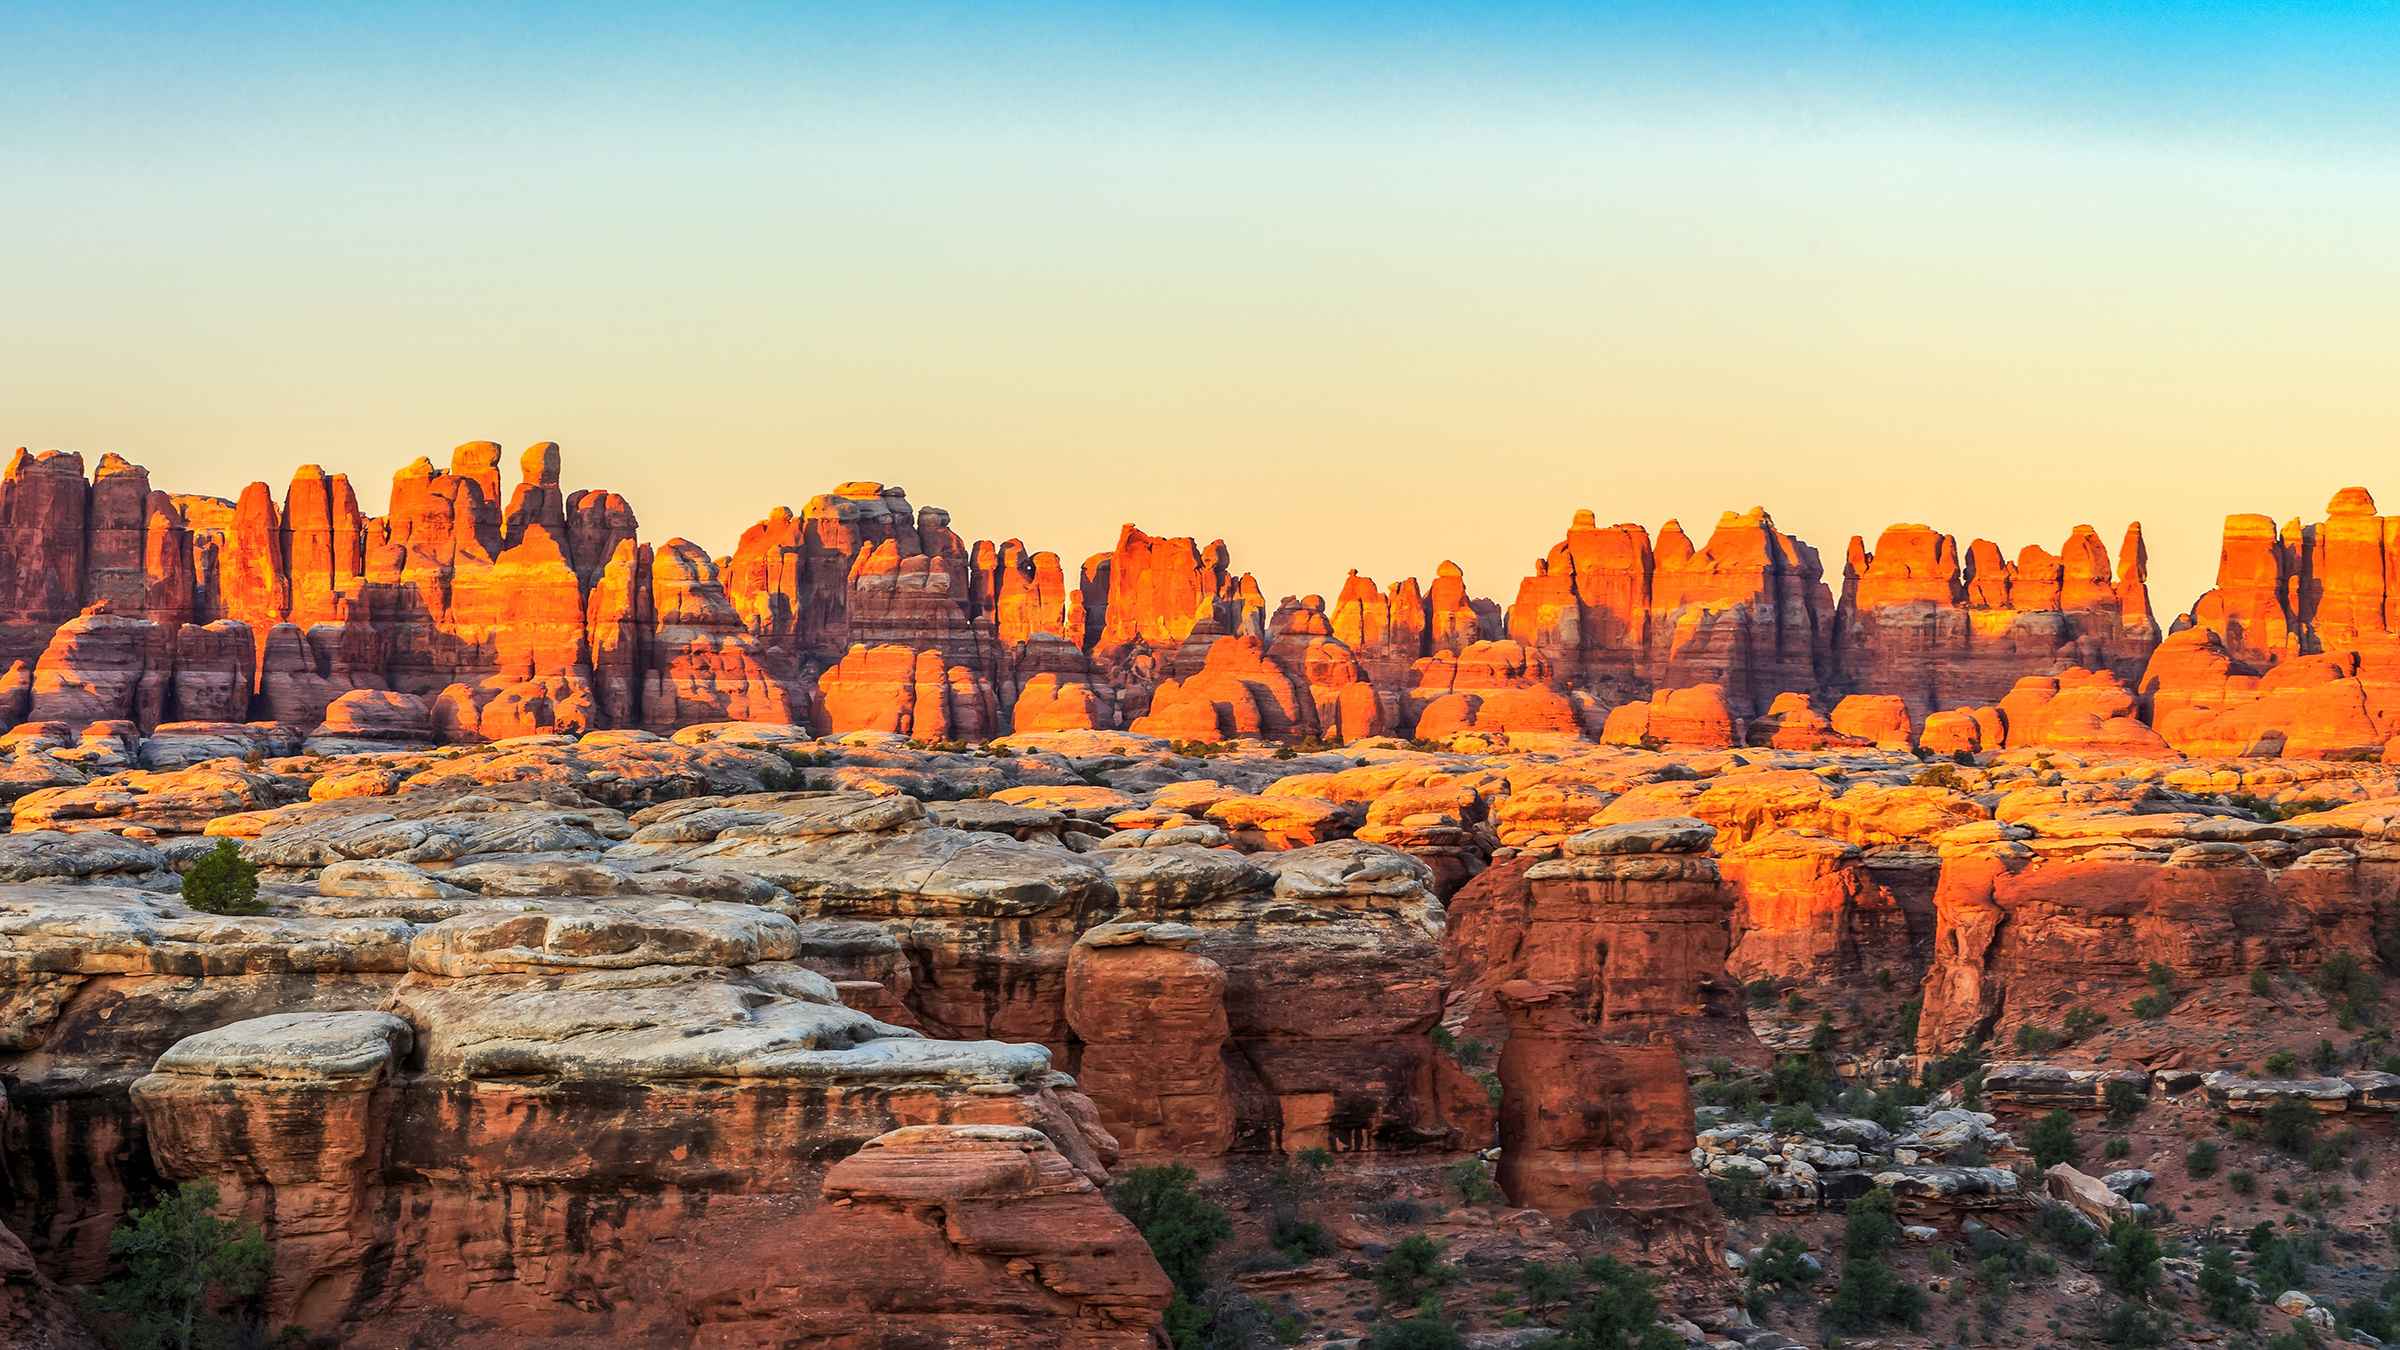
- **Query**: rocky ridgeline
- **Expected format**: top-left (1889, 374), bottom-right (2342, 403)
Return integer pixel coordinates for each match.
top-left (16, 442), bottom-right (2400, 760)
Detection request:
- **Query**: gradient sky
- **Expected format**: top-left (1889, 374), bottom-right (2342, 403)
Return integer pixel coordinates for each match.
top-left (7, 2), bottom-right (2399, 615)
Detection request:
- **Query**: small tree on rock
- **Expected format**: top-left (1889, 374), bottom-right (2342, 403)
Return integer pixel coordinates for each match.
top-left (180, 841), bottom-right (262, 916)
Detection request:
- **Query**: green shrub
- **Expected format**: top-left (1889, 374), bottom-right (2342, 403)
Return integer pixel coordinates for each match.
top-left (1555, 1256), bottom-right (1680, 1350)
top-left (2103, 1078), bottom-right (2146, 1123)
top-left (89, 1180), bottom-right (270, 1350)
top-left (2033, 1201), bottom-right (2100, 1256)
top-left (1365, 1315), bottom-right (1464, 1350)
top-left (1518, 1260), bottom-right (1578, 1308)
top-left (2342, 1294), bottom-right (2395, 1342)
top-left (1696, 1076), bottom-right (1760, 1116)
top-left (2029, 1110), bottom-right (2080, 1168)
top-left (2263, 1098), bottom-right (2319, 1154)
top-left (1744, 1233), bottom-right (1817, 1303)
top-left (1823, 1249), bottom-right (1926, 1332)
top-left (1821, 1187), bottom-right (1927, 1332)
top-left (2064, 1006), bottom-right (2109, 1040)
top-left (1913, 764), bottom-right (1968, 790)
top-left (2249, 1225), bottom-right (2312, 1294)
top-left (1374, 1236), bottom-right (1454, 1306)
top-left (2098, 1300), bottom-right (2168, 1347)
top-left (1889, 997), bottom-right (1922, 1053)
top-left (2099, 1217), bottom-right (2160, 1299)
top-left (1445, 1158), bottom-right (1498, 1205)
top-left (1843, 1188), bottom-right (1901, 1256)
top-left (2103, 1135), bottom-right (2131, 1160)
top-left (2265, 1050), bottom-right (2299, 1076)
top-left (2186, 1139), bottom-right (2220, 1178)
top-left (1853, 1081), bottom-right (1923, 1132)
top-left (2227, 792), bottom-right (2342, 823)
top-left (2228, 1169), bottom-right (2257, 1195)
top-left (1768, 1055), bottom-right (1831, 1107)
top-left (2128, 992), bottom-right (2175, 1020)
top-left (1706, 1172), bottom-right (1762, 1219)
top-left (1269, 1216), bottom-right (1333, 1263)
top-left (2014, 1023), bottom-right (2064, 1055)
top-left (2318, 951), bottom-right (2381, 1004)
top-left (1110, 1165), bottom-right (1232, 1296)
top-left (2314, 1038), bottom-right (2341, 1073)
top-left (2251, 968), bottom-right (2276, 997)
top-left (179, 840), bottom-right (263, 915)
top-left (2197, 1244), bottom-right (2252, 1325)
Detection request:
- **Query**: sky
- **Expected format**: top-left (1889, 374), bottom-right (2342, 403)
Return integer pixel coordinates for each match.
top-left (6, 2), bottom-right (2399, 616)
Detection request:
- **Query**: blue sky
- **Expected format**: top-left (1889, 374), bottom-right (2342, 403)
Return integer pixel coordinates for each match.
top-left (6, 3), bottom-right (2399, 610)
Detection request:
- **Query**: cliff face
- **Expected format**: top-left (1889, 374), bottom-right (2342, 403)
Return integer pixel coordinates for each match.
top-left (13, 440), bottom-right (2400, 758)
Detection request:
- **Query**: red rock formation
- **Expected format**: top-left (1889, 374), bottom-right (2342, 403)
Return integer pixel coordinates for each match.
top-left (27, 607), bottom-right (170, 730)
top-left (0, 1087), bottom-right (97, 1349)
top-left (170, 620), bottom-right (256, 723)
top-left (1512, 822), bottom-right (1762, 1064)
top-left (586, 538), bottom-right (650, 728)
top-left (1747, 692), bottom-right (1846, 750)
top-left (817, 644), bottom-right (1001, 742)
top-left (280, 465), bottom-right (364, 630)
top-left (987, 540), bottom-right (1073, 648)
top-left (1494, 981), bottom-right (1712, 1251)
top-left (1012, 672), bottom-right (1112, 733)
top-left (1830, 693), bottom-right (1914, 749)
top-left (1408, 640), bottom-right (1581, 742)
top-left (131, 1009), bottom-right (1164, 1345)
top-left (216, 481), bottom-right (290, 655)
top-left (1129, 635), bottom-right (1308, 741)
top-left (1064, 926), bottom-right (1236, 1156)
top-left (1724, 830), bottom-right (1932, 1036)
top-left (1427, 562), bottom-right (1500, 655)
top-left (1919, 838), bottom-right (2381, 1053)
top-left (1440, 823), bottom-right (1729, 1245)
top-left (2143, 630), bottom-right (2391, 758)
top-left (30, 446), bottom-right (2400, 756)
top-left (1994, 669), bottom-right (2171, 753)
top-left (1442, 822), bottom-right (1756, 1238)
top-left (1296, 637), bottom-right (1388, 743)
top-left (1601, 684), bottom-right (1740, 750)
top-left (310, 689), bottom-right (435, 747)
top-left (500, 441), bottom-right (566, 549)
top-left (0, 451), bottom-right (90, 669)
top-left (1919, 706), bottom-right (2003, 757)
top-left (641, 540), bottom-right (798, 729)
top-left (1834, 521), bottom-right (2158, 718)
top-left (1091, 525), bottom-right (1255, 666)
top-left (1508, 511), bottom-right (1656, 703)
top-left (1503, 508), bottom-right (1833, 718)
